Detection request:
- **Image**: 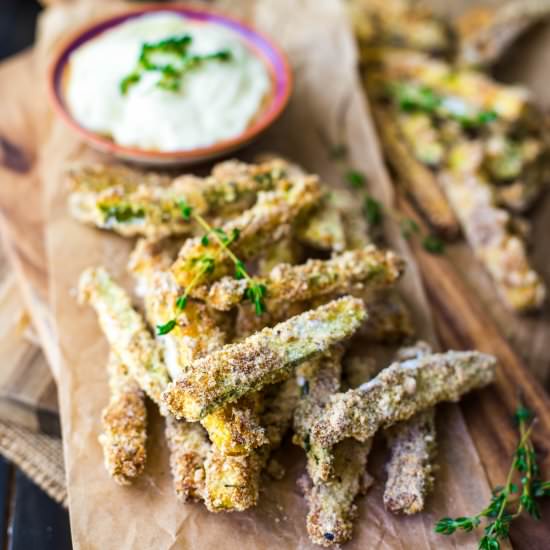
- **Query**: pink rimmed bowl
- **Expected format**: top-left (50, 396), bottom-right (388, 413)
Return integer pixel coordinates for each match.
top-left (48, 4), bottom-right (292, 166)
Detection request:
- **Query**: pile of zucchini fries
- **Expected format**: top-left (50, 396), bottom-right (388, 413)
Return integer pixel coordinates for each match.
top-left (351, 0), bottom-right (549, 312)
top-left (71, 158), bottom-right (496, 547)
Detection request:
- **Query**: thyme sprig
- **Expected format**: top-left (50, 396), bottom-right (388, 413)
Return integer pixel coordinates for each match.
top-left (155, 199), bottom-right (266, 335)
top-left (435, 403), bottom-right (549, 549)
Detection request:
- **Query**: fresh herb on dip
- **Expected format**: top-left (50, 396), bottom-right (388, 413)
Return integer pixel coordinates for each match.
top-left (65, 13), bottom-right (270, 151)
top-left (120, 34), bottom-right (232, 95)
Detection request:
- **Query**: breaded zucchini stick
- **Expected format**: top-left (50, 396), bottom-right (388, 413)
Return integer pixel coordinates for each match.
top-left (171, 175), bottom-right (321, 291)
top-left (442, 141), bottom-right (545, 311)
top-left (310, 350), bottom-right (496, 449)
top-left (383, 341), bottom-right (437, 515)
top-left (99, 352), bottom-right (147, 486)
top-left (67, 160), bottom-right (289, 239)
top-left (296, 194), bottom-right (347, 252)
top-left (301, 438), bottom-right (373, 547)
top-left (204, 377), bottom-right (300, 512)
top-left (206, 245), bottom-right (405, 311)
top-left (384, 409), bottom-right (437, 515)
top-left (370, 105), bottom-right (459, 237)
top-left (293, 348), bottom-right (345, 484)
top-left (163, 296), bottom-right (367, 421)
top-left (128, 239), bottom-right (267, 456)
top-left (165, 416), bottom-right (210, 502)
top-left (377, 48), bottom-right (530, 122)
top-left (78, 267), bottom-right (170, 410)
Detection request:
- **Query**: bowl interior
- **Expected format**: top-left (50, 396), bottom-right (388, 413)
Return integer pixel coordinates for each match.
top-left (50, 5), bottom-right (291, 162)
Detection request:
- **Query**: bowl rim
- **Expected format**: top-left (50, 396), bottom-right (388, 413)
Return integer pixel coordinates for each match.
top-left (47, 3), bottom-right (292, 161)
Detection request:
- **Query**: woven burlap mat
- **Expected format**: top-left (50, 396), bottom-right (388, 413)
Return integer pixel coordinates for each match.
top-left (0, 420), bottom-right (66, 506)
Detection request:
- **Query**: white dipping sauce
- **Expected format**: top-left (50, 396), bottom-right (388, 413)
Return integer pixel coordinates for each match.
top-left (66, 13), bottom-right (271, 151)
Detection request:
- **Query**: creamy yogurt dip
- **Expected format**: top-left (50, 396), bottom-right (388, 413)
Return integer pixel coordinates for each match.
top-left (65, 13), bottom-right (271, 151)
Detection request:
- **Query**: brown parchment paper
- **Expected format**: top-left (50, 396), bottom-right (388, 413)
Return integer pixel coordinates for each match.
top-left (412, 0), bottom-right (550, 385)
top-left (40, 1), bottom-right (495, 548)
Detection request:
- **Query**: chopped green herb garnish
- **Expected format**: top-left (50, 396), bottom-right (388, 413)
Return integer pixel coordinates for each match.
top-left (400, 218), bottom-right (420, 239)
top-left (391, 82), bottom-right (441, 113)
top-left (345, 169), bottom-right (367, 188)
top-left (422, 235), bottom-right (445, 254)
top-left (99, 204), bottom-right (145, 223)
top-left (157, 319), bottom-right (177, 336)
top-left (364, 195), bottom-right (383, 226)
top-left (175, 295), bottom-right (188, 311)
top-left (178, 199), bottom-right (193, 221)
top-left (120, 34), bottom-right (232, 95)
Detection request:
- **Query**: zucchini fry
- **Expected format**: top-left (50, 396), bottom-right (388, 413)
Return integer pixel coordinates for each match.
top-left (301, 438), bottom-right (372, 547)
top-left (206, 245), bottom-right (405, 311)
top-left (204, 376), bottom-right (300, 512)
top-left (310, 350), bottom-right (496, 449)
top-left (296, 194), bottom-right (347, 252)
top-left (442, 141), bottom-right (545, 311)
top-left (163, 296), bottom-right (367, 421)
top-left (384, 409), bottom-right (437, 515)
top-left (78, 266), bottom-right (170, 410)
top-left (165, 416), bottom-right (210, 502)
top-left (128, 239), bottom-right (267, 456)
top-left (67, 160), bottom-right (290, 239)
top-left (383, 341), bottom-right (437, 515)
top-left (370, 105), bottom-right (459, 237)
top-left (171, 175), bottom-right (321, 291)
top-left (99, 352), bottom-right (147, 486)
top-left (293, 348), bottom-right (345, 484)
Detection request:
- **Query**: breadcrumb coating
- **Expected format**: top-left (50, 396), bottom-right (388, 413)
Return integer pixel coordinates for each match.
top-left (171, 175), bottom-right (321, 291)
top-left (293, 348), bottom-right (345, 484)
top-left (206, 245), bottom-right (405, 311)
top-left (301, 438), bottom-right (373, 547)
top-left (162, 296), bottom-right (367, 421)
top-left (165, 416), bottom-right (210, 502)
top-left (443, 140), bottom-right (545, 311)
top-left (99, 352), bottom-right (147, 486)
top-left (310, 350), bottom-right (496, 449)
top-left (67, 160), bottom-right (289, 239)
top-left (78, 266), bottom-right (170, 411)
top-left (384, 409), bottom-right (437, 514)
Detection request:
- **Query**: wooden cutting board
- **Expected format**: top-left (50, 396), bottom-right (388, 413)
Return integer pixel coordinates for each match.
top-left (0, 46), bottom-right (549, 550)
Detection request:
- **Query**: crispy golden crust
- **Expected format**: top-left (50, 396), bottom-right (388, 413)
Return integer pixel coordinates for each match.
top-left (204, 378), bottom-right (300, 512)
top-left (296, 196), bottom-right (347, 252)
top-left (67, 160), bottom-right (289, 239)
top-left (371, 105), bottom-right (460, 237)
top-left (301, 438), bottom-right (373, 547)
top-left (310, 350), bottom-right (496, 449)
top-left (384, 409), bottom-right (437, 514)
top-left (165, 416), bottom-right (210, 502)
top-left (443, 141), bottom-right (545, 312)
top-left (171, 175), bottom-right (321, 292)
top-left (201, 393), bottom-right (268, 456)
top-left (203, 447), bottom-right (265, 512)
top-left (206, 245), bottom-right (405, 311)
top-left (78, 267), bottom-right (170, 411)
top-left (99, 352), bottom-right (147, 486)
top-left (128, 238), bottom-right (266, 456)
top-left (162, 296), bottom-right (367, 421)
top-left (293, 349), bottom-right (345, 484)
